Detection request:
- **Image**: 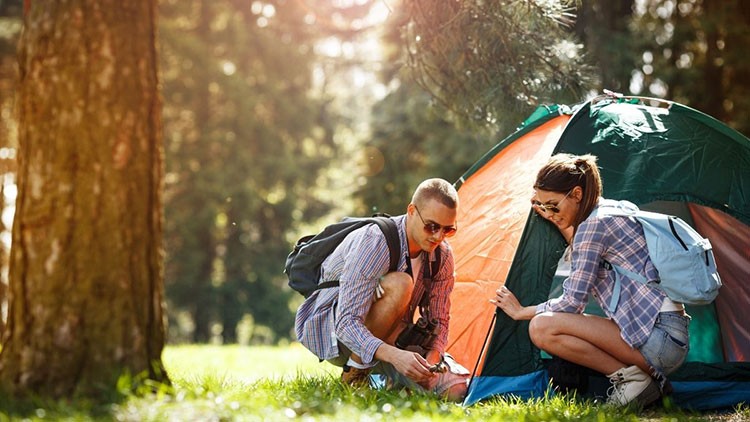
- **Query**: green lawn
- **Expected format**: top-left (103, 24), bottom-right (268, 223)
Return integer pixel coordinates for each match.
top-left (0, 344), bottom-right (745, 421)
top-left (163, 343), bottom-right (339, 384)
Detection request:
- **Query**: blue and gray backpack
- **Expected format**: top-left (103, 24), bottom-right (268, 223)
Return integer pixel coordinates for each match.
top-left (593, 199), bottom-right (722, 311)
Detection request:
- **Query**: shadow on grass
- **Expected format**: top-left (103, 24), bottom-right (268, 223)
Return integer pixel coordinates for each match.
top-left (0, 370), bottom-right (171, 421)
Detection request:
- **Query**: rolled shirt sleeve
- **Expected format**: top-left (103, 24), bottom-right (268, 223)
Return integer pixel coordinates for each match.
top-left (334, 225), bottom-right (391, 364)
top-left (295, 214), bottom-right (458, 363)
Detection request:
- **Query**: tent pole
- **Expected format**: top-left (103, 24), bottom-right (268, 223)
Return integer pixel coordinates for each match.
top-left (467, 311), bottom-right (497, 392)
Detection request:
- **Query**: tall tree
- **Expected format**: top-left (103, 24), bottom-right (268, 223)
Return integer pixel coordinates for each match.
top-left (0, 0), bottom-right (166, 397)
top-left (403, 0), bottom-right (593, 133)
top-left (160, 0), bottom-right (223, 343)
top-left (160, 0), bottom-right (348, 343)
top-left (0, 0), bottom-right (23, 337)
top-left (629, 0), bottom-right (750, 134)
top-left (574, 0), bottom-right (636, 93)
top-left (358, 81), bottom-right (496, 214)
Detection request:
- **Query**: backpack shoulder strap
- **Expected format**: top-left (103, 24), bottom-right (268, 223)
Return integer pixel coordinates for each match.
top-left (313, 217), bottom-right (399, 293)
top-left (371, 216), bottom-right (400, 273)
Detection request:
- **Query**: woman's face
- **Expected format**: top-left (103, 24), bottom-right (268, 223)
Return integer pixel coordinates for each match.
top-left (532, 187), bottom-right (582, 230)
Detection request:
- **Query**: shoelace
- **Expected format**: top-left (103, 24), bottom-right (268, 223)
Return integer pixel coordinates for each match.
top-left (606, 373), bottom-right (625, 400)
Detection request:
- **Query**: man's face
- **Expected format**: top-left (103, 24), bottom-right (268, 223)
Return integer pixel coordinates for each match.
top-left (407, 199), bottom-right (457, 257)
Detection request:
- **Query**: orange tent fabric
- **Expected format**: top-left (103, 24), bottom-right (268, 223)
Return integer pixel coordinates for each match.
top-left (446, 114), bottom-right (570, 372)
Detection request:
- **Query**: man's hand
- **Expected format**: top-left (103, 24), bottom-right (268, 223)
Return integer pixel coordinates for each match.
top-left (376, 344), bottom-right (436, 384)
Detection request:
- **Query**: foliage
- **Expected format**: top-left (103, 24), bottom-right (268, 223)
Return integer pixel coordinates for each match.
top-left (159, 0), bottom-right (343, 343)
top-left (354, 0), bottom-right (593, 213)
top-left (402, 0), bottom-right (595, 132)
top-left (627, 0), bottom-right (750, 135)
top-left (0, 344), bottom-right (742, 421)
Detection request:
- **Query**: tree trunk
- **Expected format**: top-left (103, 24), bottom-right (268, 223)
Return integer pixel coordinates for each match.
top-left (575, 0), bottom-right (635, 93)
top-left (697, 0), bottom-right (726, 122)
top-left (0, 0), bottom-right (167, 398)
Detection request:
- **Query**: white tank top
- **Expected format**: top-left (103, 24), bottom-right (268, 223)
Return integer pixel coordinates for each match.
top-left (660, 296), bottom-right (686, 312)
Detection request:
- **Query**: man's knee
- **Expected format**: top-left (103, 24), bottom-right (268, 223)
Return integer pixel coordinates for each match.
top-left (379, 272), bottom-right (414, 305)
top-left (365, 272), bottom-right (414, 331)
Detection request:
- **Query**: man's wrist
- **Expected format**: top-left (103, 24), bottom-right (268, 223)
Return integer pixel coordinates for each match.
top-left (374, 342), bottom-right (401, 364)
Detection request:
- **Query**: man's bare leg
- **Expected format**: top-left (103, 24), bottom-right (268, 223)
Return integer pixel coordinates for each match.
top-left (347, 272), bottom-right (413, 366)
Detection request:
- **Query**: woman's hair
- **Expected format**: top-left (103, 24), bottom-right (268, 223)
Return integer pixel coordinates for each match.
top-left (534, 153), bottom-right (602, 227)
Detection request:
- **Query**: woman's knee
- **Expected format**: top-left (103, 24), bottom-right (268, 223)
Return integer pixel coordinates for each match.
top-left (528, 313), bottom-right (554, 348)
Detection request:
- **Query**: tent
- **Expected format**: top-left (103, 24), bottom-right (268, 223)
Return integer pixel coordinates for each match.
top-left (444, 94), bottom-right (750, 410)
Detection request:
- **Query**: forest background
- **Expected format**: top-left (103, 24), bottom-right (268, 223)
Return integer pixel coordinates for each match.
top-left (0, 0), bottom-right (747, 351)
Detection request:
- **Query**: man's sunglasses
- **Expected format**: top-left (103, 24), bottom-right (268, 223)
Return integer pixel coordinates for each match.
top-left (531, 189), bottom-right (572, 214)
top-left (414, 206), bottom-right (457, 237)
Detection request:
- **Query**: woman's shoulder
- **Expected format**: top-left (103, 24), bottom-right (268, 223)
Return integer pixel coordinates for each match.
top-left (582, 199), bottom-right (644, 240)
top-left (584, 198), bottom-right (635, 224)
top-left (577, 200), bottom-right (633, 239)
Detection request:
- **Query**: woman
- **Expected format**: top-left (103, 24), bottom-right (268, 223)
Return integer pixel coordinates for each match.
top-left (491, 153), bottom-right (690, 407)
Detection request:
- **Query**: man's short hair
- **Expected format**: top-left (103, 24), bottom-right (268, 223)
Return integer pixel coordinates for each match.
top-left (412, 178), bottom-right (458, 209)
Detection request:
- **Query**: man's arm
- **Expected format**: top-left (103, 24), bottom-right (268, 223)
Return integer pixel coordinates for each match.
top-left (333, 227), bottom-right (391, 364)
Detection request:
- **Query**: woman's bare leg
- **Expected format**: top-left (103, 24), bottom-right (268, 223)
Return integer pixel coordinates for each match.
top-left (529, 311), bottom-right (650, 375)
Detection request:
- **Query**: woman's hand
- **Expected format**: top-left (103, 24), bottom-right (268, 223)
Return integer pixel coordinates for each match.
top-left (490, 285), bottom-right (535, 321)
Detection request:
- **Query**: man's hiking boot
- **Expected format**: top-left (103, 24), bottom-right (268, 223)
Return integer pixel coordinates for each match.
top-left (341, 364), bottom-right (371, 387)
top-left (606, 365), bottom-right (661, 407)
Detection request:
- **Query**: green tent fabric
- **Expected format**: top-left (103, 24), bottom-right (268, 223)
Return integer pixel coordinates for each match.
top-left (559, 100), bottom-right (749, 223)
top-left (454, 95), bottom-right (750, 409)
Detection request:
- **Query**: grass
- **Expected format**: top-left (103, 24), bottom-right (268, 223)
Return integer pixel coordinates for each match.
top-left (162, 343), bottom-right (339, 384)
top-left (0, 344), bottom-right (747, 421)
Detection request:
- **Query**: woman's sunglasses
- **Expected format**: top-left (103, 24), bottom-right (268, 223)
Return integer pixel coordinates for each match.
top-left (531, 190), bottom-right (572, 214)
top-left (414, 206), bottom-right (457, 237)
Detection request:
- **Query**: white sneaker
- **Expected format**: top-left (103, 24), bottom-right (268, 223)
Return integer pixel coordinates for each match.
top-left (606, 365), bottom-right (661, 407)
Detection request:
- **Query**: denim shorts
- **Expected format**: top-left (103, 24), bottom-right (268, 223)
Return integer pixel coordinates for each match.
top-left (638, 311), bottom-right (690, 375)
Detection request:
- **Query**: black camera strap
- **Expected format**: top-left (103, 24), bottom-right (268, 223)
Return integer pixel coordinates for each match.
top-left (404, 247), bottom-right (441, 322)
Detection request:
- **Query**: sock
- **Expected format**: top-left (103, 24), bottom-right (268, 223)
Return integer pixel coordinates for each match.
top-left (346, 357), bottom-right (376, 370)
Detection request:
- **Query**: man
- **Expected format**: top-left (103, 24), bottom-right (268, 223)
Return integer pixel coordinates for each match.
top-left (295, 178), bottom-right (468, 401)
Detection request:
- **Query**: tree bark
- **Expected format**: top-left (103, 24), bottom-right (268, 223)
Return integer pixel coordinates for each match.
top-left (575, 0), bottom-right (635, 93)
top-left (0, 0), bottom-right (167, 398)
